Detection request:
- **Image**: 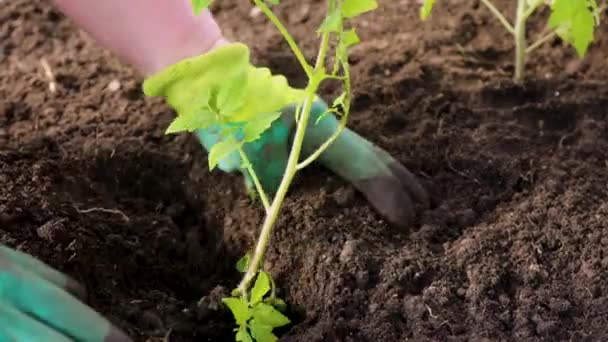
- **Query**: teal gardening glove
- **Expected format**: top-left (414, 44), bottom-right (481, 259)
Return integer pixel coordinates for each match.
top-left (143, 43), bottom-right (429, 228)
top-left (0, 245), bottom-right (131, 341)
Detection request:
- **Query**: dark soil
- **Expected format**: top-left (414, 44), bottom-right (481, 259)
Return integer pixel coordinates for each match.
top-left (2, 0), bottom-right (608, 341)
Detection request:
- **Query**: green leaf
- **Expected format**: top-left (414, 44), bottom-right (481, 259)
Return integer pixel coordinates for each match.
top-left (264, 297), bottom-right (287, 312)
top-left (143, 43), bottom-right (307, 129)
top-left (192, 0), bottom-right (213, 15)
top-left (236, 327), bottom-right (253, 342)
top-left (332, 92), bottom-right (347, 108)
top-left (342, 29), bottom-right (360, 47)
top-left (243, 112), bottom-right (282, 143)
top-left (548, 0), bottom-right (598, 57)
top-left (318, 8), bottom-right (342, 33)
top-left (232, 63), bottom-right (307, 123)
top-left (216, 72), bottom-right (248, 117)
top-left (251, 271), bottom-right (271, 304)
top-left (252, 302), bottom-right (290, 328)
top-left (165, 109), bottom-right (217, 134)
top-left (222, 297), bottom-right (251, 326)
top-left (420, 0), bottom-right (436, 20)
top-left (249, 322), bottom-right (278, 342)
top-left (342, 0), bottom-right (378, 18)
top-left (236, 253), bottom-right (251, 273)
top-left (209, 136), bottom-right (241, 170)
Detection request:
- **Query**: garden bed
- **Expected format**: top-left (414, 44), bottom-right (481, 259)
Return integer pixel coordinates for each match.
top-left (1, 0), bottom-right (608, 340)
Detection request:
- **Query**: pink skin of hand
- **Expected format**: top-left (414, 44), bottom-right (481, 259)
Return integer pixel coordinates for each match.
top-left (51, 0), bottom-right (229, 75)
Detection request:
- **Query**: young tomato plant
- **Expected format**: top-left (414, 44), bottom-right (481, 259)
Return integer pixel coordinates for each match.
top-left (221, 255), bottom-right (290, 342)
top-left (421, 0), bottom-right (601, 82)
top-left (183, 0), bottom-right (377, 341)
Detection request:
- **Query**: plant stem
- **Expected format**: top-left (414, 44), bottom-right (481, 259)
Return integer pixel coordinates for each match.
top-left (297, 59), bottom-right (352, 170)
top-left (254, 0), bottom-right (313, 77)
top-left (513, 0), bottom-right (527, 82)
top-left (296, 115), bottom-right (347, 170)
top-left (526, 31), bottom-right (556, 54)
top-left (238, 29), bottom-right (332, 295)
top-left (238, 148), bottom-right (270, 211)
top-left (523, 0), bottom-right (543, 19)
top-left (479, 0), bottom-right (515, 35)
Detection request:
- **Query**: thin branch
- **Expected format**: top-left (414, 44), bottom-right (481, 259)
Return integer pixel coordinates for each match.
top-left (238, 148), bottom-right (271, 211)
top-left (523, 0), bottom-right (543, 19)
top-left (253, 0), bottom-right (313, 77)
top-left (39, 58), bottom-right (57, 93)
top-left (479, 0), bottom-right (515, 35)
top-left (74, 207), bottom-right (130, 222)
top-left (526, 31), bottom-right (557, 54)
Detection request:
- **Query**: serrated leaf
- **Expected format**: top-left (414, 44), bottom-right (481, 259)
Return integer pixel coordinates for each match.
top-left (243, 112), bottom-right (282, 142)
top-left (318, 8), bottom-right (342, 33)
top-left (251, 271), bottom-right (271, 304)
top-left (249, 322), bottom-right (278, 342)
top-left (236, 253), bottom-right (251, 273)
top-left (420, 0), bottom-right (436, 20)
top-left (209, 136), bottom-right (241, 170)
top-left (144, 43), bottom-right (307, 130)
top-left (252, 303), bottom-right (291, 328)
top-left (342, 0), bottom-right (378, 18)
top-left (222, 297), bottom-right (251, 326)
top-left (231, 64), bottom-right (307, 123)
top-left (165, 109), bottom-right (217, 134)
top-left (342, 29), bottom-right (360, 47)
top-left (192, 0), bottom-right (213, 15)
top-left (548, 0), bottom-right (598, 57)
top-left (216, 72), bottom-right (248, 117)
top-left (236, 327), bottom-right (253, 342)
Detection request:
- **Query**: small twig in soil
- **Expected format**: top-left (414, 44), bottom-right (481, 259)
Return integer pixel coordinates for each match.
top-left (39, 58), bottom-right (57, 93)
top-left (74, 206), bottom-right (130, 222)
top-left (425, 303), bottom-right (450, 327)
top-left (163, 328), bottom-right (173, 342)
top-left (425, 303), bottom-right (439, 319)
top-left (558, 131), bottom-right (577, 149)
top-left (444, 149), bottom-right (481, 185)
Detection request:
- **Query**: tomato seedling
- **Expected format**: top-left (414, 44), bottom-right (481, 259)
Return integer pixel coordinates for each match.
top-left (421, 0), bottom-right (602, 81)
top-left (178, 1), bottom-right (378, 341)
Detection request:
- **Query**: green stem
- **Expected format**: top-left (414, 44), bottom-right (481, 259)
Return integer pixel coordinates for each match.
top-left (297, 58), bottom-right (352, 170)
top-left (254, 0), bottom-right (313, 77)
top-left (523, 0), bottom-right (543, 19)
top-left (297, 115), bottom-right (347, 170)
top-left (238, 148), bottom-right (270, 211)
top-left (479, 0), bottom-right (515, 35)
top-left (526, 30), bottom-right (556, 54)
top-left (237, 28), bottom-right (332, 295)
top-left (513, 0), bottom-right (527, 82)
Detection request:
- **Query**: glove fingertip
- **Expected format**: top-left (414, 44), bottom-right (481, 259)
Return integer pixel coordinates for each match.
top-left (104, 326), bottom-right (133, 342)
top-left (64, 278), bottom-right (87, 301)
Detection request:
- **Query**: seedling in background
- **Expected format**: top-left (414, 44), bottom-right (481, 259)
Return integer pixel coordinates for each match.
top-left (184, 0), bottom-right (378, 341)
top-left (420, 0), bottom-right (601, 82)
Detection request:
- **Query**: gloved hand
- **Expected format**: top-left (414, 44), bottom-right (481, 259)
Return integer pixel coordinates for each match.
top-left (0, 245), bottom-right (131, 342)
top-left (143, 43), bottom-right (429, 228)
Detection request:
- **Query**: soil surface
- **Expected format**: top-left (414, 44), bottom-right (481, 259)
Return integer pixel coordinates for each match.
top-left (2, 0), bottom-right (608, 341)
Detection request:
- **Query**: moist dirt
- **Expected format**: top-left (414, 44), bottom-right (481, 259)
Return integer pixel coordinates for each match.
top-left (1, 0), bottom-right (608, 341)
